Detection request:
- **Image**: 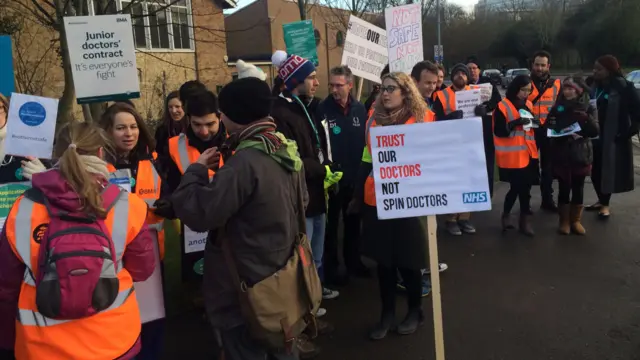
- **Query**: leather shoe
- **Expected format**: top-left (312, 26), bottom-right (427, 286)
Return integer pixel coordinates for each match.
top-left (369, 313), bottom-right (395, 341)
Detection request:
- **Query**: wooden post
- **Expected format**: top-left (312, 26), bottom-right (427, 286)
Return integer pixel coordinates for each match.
top-left (356, 77), bottom-right (365, 102)
top-left (427, 215), bottom-right (445, 360)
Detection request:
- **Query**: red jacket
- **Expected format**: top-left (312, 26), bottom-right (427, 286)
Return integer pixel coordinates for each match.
top-left (0, 170), bottom-right (155, 358)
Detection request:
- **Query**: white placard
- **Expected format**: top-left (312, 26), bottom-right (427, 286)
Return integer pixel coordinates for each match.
top-left (477, 83), bottom-right (493, 103)
top-left (455, 89), bottom-right (482, 118)
top-left (5, 93), bottom-right (57, 159)
top-left (184, 225), bottom-right (207, 253)
top-left (341, 15), bottom-right (388, 83)
top-left (64, 14), bottom-right (140, 104)
top-left (547, 122), bottom-right (582, 138)
top-left (108, 168), bottom-right (132, 192)
top-left (134, 231), bottom-right (165, 323)
top-left (385, 4), bottom-right (423, 74)
top-left (370, 118), bottom-right (491, 219)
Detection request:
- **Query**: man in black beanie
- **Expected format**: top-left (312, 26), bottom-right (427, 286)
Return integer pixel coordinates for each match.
top-left (171, 77), bottom-right (310, 360)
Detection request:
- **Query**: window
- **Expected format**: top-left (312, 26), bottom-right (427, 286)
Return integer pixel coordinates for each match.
top-left (89, 0), bottom-right (194, 51)
top-left (336, 31), bottom-right (344, 47)
top-left (314, 29), bottom-right (321, 47)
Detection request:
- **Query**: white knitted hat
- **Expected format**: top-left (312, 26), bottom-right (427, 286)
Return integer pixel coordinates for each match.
top-left (236, 59), bottom-right (266, 81)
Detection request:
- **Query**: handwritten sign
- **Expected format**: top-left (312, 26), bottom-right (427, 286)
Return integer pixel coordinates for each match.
top-left (370, 119), bottom-right (490, 219)
top-left (341, 15), bottom-right (388, 83)
top-left (477, 83), bottom-right (493, 103)
top-left (455, 89), bottom-right (482, 118)
top-left (385, 4), bottom-right (423, 74)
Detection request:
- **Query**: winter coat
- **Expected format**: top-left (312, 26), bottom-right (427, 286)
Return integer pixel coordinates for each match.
top-left (593, 76), bottom-right (640, 194)
top-left (0, 156), bottom-right (51, 184)
top-left (546, 97), bottom-right (599, 182)
top-left (0, 169), bottom-right (155, 355)
top-left (272, 92), bottom-right (328, 217)
top-left (170, 146), bottom-right (306, 330)
top-left (315, 94), bottom-right (367, 187)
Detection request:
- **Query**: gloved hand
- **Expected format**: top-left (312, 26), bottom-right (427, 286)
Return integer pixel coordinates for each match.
top-left (21, 157), bottom-right (47, 180)
top-left (474, 105), bottom-right (488, 117)
top-left (347, 198), bottom-right (362, 215)
top-left (444, 110), bottom-right (464, 120)
top-left (531, 117), bottom-right (542, 127)
top-left (153, 199), bottom-right (176, 220)
top-left (324, 165), bottom-right (343, 190)
top-left (507, 118), bottom-right (528, 131)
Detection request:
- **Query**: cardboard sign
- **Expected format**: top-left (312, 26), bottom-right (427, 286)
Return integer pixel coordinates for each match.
top-left (370, 118), bottom-right (491, 219)
top-left (455, 89), bottom-right (482, 118)
top-left (64, 14), bottom-right (140, 103)
top-left (341, 15), bottom-right (388, 83)
top-left (385, 4), bottom-right (423, 74)
top-left (283, 20), bottom-right (319, 66)
top-left (4, 93), bottom-right (58, 159)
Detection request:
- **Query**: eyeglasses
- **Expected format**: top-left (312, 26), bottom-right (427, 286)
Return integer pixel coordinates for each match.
top-left (381, 85), bottom-right (398, 94)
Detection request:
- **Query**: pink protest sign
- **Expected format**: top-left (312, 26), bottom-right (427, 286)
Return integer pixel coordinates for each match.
top-left (385, 3), bottom-right (424, 74)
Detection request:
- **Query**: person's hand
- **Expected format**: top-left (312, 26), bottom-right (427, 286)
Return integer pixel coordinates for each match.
top-left (196, 147), bottom-right (221, 170)
top-left (153, 199), bottom-right (176, 219)
top-left (21, 157), bottom-right (47, 180)
top-left (474, 105), bottom-right (488, 117)
top-left (445, 110), bottom-right (464, 120)
top-left (507, 118), bottom-right (527, 131)
top-left (347, 198), bottom-right (361, 215)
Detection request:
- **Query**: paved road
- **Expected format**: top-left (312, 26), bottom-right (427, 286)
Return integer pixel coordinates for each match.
top-left (163, 145), bottom-right (640, 360)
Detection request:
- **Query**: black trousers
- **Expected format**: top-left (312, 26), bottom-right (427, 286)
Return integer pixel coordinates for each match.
top-left (217, 325), bottom-right (298, 360)
top-left (590, 140), bottom-right (612, 206)
top-left (325, 185), bottom-right (362, 273)
top-left (377, 264), bottom-right (422, 315)
top-left (535, 128), bottom-right (554, 201)
top-left (558, 176), bottom-right (586, 205)
top-left (504, 181), bottom-right (532, 215)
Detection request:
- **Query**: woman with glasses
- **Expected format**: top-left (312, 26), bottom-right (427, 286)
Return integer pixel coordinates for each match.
top-left (349, 72), bottom-right (434, 341)
top-left (493, 75), bottom-right (540, 236)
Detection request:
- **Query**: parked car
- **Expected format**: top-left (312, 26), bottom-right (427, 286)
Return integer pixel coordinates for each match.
top-left (501, 68), bottom-right (530, 89)
top-left (626, 70), bottom-right (640, 90)
top-left (482, 69), bottom-right (502, 86)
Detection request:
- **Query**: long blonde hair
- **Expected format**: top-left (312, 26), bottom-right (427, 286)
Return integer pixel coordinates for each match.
top-left (376, 72), bottom-right (429, 123)
top-left (54, 122), bottom-right (112, 217)
top-left (0, 93), bottom-right (8, 114)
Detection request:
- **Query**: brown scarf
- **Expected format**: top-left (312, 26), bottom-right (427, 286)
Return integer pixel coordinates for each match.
top-left (373, 104), bottom-right (412, 126)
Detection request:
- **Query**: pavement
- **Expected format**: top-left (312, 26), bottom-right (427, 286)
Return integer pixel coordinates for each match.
top-left (163, 143), bottom-right (640, 360)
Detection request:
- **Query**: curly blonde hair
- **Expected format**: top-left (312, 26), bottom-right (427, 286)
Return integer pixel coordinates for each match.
top-left (375, 72), bottom-right (429, 123)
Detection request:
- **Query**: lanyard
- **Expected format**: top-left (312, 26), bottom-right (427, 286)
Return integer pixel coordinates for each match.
top-left (291, 95), bottom-right (321, 149)
top-left (595, 88), bottom-right (606, 100)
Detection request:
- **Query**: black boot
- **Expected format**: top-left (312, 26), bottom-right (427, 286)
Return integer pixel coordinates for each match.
top-left (396, 308), bottom-right (424, 335)
top-left (369, 312), bottom-right (395, 341)
top-left (540, 197), bottom-right (558, 212)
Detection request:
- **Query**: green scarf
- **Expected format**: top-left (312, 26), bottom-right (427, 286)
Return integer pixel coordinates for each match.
top-left (235, 122), bottom-right (302, 173)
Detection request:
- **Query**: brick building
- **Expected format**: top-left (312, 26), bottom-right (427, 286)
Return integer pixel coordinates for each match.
top-left (225, 0), bottom-right (364, 98)
top-left (8, 0), bottom-right (234, 121)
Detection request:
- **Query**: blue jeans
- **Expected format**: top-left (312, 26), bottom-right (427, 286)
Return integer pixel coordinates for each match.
top-left (306, 214), bottom-right (326, 283)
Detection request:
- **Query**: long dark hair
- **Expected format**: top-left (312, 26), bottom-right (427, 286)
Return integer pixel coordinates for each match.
top-left (162, 91), bottom-right (186, 138)
top-left (99, 103), bottom-right (155, 163)
top-left (506, 75), bottom-right (532, 103)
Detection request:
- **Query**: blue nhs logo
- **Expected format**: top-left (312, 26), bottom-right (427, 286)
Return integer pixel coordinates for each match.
top-left (462, 192), bottom-right (488, 204)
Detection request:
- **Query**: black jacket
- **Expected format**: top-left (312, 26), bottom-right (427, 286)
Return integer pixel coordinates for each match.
top-left (0, 156), bottom-right (51, 184)
top-left (272, 91), bottom-right (328, 217)
top-left (316, 95), bottom-right (366, 187)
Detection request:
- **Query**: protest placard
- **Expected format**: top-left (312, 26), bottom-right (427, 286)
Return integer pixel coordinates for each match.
top-left (385, 4), bottom-right (423, 74)
top-left (283, 20), bottom-right (319, 66)
top-left (455, 89), bottom-right (482, 118)
top-left (0, 182), bottom-right (31, 232)
top-left (64, 14), bottom-right (140, 104)
top-left (370, 118), bottom-right (490, 219)
top-left (477, 83), bottom-right (493, 103)
top-left (4, 93), bottom-right (58, 159)
top-left (184, 226), bottom-right (207, 253)
top-left (0, 36), bottom-right (15, 96)
top-left (341, 15), bottom-right (388, 83)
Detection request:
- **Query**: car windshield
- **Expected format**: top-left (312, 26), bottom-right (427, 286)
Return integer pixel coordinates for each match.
top-left (513, 69), bottom-right (529, 76)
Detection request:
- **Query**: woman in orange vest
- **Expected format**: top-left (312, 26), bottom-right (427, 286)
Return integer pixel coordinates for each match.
top-left (348, 72), bottom-right (434, 341)
top-left (0, 122), bottom-right (154, 360)
top-left (493, 75), bottom-right (540, 236)
top-left (98, 103), bottom-right (168, 360)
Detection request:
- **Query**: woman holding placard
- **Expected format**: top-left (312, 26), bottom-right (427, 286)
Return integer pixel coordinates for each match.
top-left (349, 72), bottom-right (434, 341)
top-left (99, 103), bottom-right (169, 360)
top-left (493, 75), bottom-right (540, 236)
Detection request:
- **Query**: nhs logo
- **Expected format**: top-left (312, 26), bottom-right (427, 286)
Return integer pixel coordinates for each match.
top-left (462, 192), bottom-right (488, 204)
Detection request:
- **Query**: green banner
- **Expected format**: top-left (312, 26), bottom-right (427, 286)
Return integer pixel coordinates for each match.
top-left (283, 20), bottom-right (319, 66)
top-left (0, 183), bottom-right (30, 231)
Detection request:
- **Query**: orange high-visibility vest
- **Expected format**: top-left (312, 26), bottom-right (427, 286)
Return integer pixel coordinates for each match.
top-left (493, 99), bottom-right (539, 169)
top-left (527, 79), bottom-right (561, 125)
top-left (363, 110), bottom-right (435, 206)
top-left (434, 85), bottom-right (477, 115)
top-left (5, 188), bottom-right (148, 360)
top-left (168, 134), bottom-right (223, 178)
top-left (107, 152), bottom-right (165, 259)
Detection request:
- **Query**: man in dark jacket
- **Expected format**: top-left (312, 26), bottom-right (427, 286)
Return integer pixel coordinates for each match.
top-left (171, 77), bottom-right (305, 360)
top-left (467, 56), bottom-right (502, 198)
top-left (316, 65), bottom-right (369, 283)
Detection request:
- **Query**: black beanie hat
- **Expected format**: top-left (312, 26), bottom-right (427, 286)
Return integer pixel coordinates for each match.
top-left (219, 78), bottom-right (272, 125)
top-left (451, 63), bottom-right (470, 81)
top-left (466, 56), bottom-right (480, 67)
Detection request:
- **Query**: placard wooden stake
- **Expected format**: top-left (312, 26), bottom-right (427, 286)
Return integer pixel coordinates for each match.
top-left (356, 77), bottom-right (364, 102)
top-left (427, 215), bottom-right (445, 360)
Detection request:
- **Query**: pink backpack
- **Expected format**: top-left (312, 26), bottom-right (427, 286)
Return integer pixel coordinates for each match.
top-left (24, 185), bottom-right (124, 320)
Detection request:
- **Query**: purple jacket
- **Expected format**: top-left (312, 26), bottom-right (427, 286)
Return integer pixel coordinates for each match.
top-left (0, 170), bottom-right (155, 358)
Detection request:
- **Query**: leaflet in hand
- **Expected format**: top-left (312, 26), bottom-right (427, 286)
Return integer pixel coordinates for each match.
top-left (547, 122), bottom-right (582, 138)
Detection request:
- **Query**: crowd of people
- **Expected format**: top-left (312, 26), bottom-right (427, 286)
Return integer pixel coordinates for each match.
top-left (0, 49), bottom-right (637, 360)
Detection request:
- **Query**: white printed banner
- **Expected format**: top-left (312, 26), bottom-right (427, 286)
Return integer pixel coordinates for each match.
top-left (341, 15), bottom-right (388, 83)
top-left (370, 118), bottom-right (491, 219)
top-left (385, 4), bottom-right (423, 74)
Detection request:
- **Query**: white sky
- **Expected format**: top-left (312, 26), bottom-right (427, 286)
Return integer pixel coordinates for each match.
top-left (226, 0), bottom-right (478, 14)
